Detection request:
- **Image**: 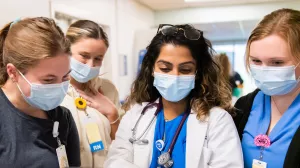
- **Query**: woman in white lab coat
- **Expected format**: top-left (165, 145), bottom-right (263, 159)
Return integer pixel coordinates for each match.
top-left (105, 24), bottom-right (243, 168)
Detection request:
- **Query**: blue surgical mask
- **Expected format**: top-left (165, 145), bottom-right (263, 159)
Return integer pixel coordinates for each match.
top-left (153, 72), bottom-right (195, 102)
top-left (16, 71), bottom-right (69, 111)
top-left (250, 64), bottom-right (300, 96)
top-left (70, 57), bottom-right (100, 83)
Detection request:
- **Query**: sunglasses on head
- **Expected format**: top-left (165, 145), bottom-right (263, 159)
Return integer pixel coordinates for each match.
top-left (157, 24), bottom-right (203, 40)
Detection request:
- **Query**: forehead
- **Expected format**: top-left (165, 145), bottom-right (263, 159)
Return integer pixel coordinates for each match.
top-left (26, 54), bottom-right (70, 76)
top-left (156, 44), bottom-right (195, 64)
top-left (71, 38), bottom-right (107, 54)
top-left (249, 34), bottom-right (292, 60)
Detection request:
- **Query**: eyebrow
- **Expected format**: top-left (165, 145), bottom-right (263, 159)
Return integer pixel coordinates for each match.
top-left (44, 70), bottom-right (72, 78)
top-left (179, 61), bottom-right (196, 66)
top-left (157, 60), bottom-right (173, 66)
top-left (79, 51), bottom-right (90, 56)
top-left (157, 60), bottom-right (196, 66)
top-left (250, 56), bottom-right (286, 60)
top-left (95, 55), bottom-right (104, 58)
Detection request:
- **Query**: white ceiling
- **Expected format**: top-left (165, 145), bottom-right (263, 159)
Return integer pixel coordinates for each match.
top-left (136, 0), bottom-right (295, 11)
top-left (193, 20), bottom-right (259, 42)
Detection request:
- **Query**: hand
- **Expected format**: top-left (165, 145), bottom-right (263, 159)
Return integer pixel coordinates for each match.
top-left (76, 89), bottom-right (118, 121)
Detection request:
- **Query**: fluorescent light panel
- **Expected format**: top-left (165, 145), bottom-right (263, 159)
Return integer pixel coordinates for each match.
top-left (185, 0), bottom-right (225, 2)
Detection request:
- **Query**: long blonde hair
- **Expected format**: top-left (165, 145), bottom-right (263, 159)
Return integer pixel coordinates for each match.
top-left (0, 17), bottom-right (69, 85)
top-left (66, 20), bottom-right (109, 94)
top-left (246, 8), bottom-right (300, 69)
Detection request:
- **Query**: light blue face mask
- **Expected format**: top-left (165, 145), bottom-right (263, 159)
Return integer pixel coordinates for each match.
top-left (16, 71), bottom-right (69, 111)
top-left (250, 64), bottom-right (300, 96)
top-left (70, 57), bottom-right (100, 83)
top-left (153, 72), bottom-right (195, 102)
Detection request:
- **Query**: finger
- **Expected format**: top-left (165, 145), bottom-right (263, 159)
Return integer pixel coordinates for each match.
top-left (98, 88), bottom-right (103, 94)
top-left (79, 93), bottom-right (92, 102)
top-left (76, 89), bottom-right (91, 99)
top-left (86, 101), bottom-right (92, 107)
top-left (86, 100), bottom-right (98, 110)
top-left (76, 89), bottom-right (86, 95)
top-left (90, 88), bottom-right (98, 96)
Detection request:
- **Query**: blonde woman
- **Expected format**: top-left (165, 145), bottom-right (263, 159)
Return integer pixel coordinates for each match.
top-left (60, 20), bottom-right (122, 167)
top-left (105, 24), bottom-right (243, 168)
top-left (0, 17), bottom-right (80, 167)
top-left (234, 8), bottom-right (300, 168)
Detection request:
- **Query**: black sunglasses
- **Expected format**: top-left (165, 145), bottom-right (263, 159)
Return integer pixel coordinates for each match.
top-left (157, 24), bottom-right (203, 40)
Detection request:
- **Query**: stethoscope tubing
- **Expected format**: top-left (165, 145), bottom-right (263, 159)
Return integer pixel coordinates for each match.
top-left (130, 101), bottom-right (162, 143)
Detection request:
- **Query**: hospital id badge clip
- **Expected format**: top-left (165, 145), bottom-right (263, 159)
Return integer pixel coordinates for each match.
top-left (84, 117), bottom-right (104, 152)
top-left (53, 121), bottom-right (70, 168)
top-left (252, 159), bottom-right (267, 168)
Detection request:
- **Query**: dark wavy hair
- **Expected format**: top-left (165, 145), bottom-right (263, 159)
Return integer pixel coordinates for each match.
top-left (123, 24), bottom-right (233, 119)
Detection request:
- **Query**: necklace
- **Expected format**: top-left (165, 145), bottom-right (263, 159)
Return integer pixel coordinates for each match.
top-left (272, 97), bottom-right (282, 115)
top-left (272, 86), bottom-right (300, 115)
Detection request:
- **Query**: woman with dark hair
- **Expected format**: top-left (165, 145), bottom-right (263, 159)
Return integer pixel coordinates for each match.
top-left (105, 24), bottom-right (243, 168)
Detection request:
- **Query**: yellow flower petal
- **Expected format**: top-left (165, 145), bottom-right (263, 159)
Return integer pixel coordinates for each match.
top-left (75, 97), bottom-right (87, 110)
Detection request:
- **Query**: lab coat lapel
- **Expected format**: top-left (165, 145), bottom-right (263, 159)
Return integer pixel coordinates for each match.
top-left (133, 104), bottom-right (158, 167)
top-left (186, 113), bottom-right (208, 168)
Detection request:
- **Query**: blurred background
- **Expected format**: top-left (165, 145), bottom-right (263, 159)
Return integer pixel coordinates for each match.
top-left (1, 0), bottom-right (299, 102)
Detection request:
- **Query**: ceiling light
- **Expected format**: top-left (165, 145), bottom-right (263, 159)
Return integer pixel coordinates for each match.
top-left (184, 0), bottom-right (221, 2)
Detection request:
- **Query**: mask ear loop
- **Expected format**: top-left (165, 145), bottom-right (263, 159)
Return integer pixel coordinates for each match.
top-left (294, 62), bottom-right (300, 81)
top-left (17, 70), bottom-right (32, 86)
top-left (295, 62), bottom-right (300, 69)
top-left (16, 70), bottom-right (33, 98)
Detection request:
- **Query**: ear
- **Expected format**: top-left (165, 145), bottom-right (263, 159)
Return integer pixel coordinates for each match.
top-left (6, 63), bottom-right (19, 82)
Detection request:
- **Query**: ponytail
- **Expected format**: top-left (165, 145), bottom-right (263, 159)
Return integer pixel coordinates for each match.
top-left (0, 22), bottom-right (12, 85)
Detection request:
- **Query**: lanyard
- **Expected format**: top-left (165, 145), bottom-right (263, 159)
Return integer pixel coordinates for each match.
top-left (47, 107), bottom-right (62, 147)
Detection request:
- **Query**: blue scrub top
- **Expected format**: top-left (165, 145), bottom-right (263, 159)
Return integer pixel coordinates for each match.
top-left (149, 109), bottom-right (188, 168)
top-left (242, 91), bottom-right (300, 168)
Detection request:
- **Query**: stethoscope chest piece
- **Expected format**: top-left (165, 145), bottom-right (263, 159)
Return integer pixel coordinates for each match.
top-left (129, 138), bottom-right (149, 145)
top-left (158, 152), bottom-right (173, 168)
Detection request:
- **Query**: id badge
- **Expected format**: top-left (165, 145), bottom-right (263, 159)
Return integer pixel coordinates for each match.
top-left (56, 145), bottom-right (69, 168)
top-left (84, 117), bottom-right (104, 152)
top-left (253, 159), bottom-right (267, 168)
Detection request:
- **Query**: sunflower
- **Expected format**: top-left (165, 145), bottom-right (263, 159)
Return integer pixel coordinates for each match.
top-left (75, 97), bottom-right (87, 110)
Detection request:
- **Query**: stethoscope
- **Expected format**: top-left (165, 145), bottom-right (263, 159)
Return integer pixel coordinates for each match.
top-left (129, 99), bottom-right (162, 145)
top-left (128, 98), bottom-right (190, 168)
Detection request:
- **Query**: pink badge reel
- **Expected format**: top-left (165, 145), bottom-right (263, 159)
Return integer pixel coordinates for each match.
top-left (254, 134), bottom-right (271, 148)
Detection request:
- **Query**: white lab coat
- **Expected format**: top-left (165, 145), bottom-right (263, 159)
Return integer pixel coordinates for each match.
top-left (104, 100), bottom-right (243, 168)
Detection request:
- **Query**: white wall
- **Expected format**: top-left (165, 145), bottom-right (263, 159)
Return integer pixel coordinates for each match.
top-left (155, 1), bottom-right (300, 25)
top-left (0, 0), bottom-right (50, 27)
top-left (51, 0), bottom-right (155, 101)
top-left (117, 1), bottom-right (155, 101)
